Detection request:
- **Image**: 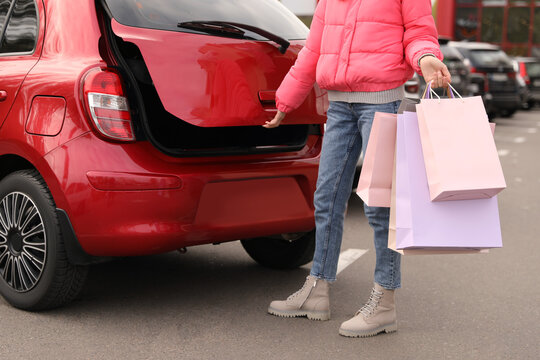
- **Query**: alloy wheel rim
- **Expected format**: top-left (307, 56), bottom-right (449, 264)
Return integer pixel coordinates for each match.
top-left (0, 192), bottom-right (47, 292)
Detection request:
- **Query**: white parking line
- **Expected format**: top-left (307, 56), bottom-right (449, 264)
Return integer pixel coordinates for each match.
top-left (498, 149), bottom-right (510, 157)
top-left (336, 248), bottom-right (368, 275)
top-left (513, 137), bottom-right (526, 144)
top-left (527, 128), bottom-right (538, 134)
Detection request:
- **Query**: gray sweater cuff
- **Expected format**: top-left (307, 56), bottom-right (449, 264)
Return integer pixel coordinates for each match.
top-left (326, 86), bottom-right (405, 104)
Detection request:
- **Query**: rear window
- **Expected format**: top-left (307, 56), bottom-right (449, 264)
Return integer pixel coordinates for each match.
top-left (0, 0), bottom-right (38, 54)
top-left (103, 0), bottom-right (309, 41)
top-left (441, 46), bottom-right (463, 62)
top-left (0, 0), bottom-right (11, 30)
top-left (525, 62), bottom-right (540, 77)
top-left (469, 50), bottom-right (513, 67)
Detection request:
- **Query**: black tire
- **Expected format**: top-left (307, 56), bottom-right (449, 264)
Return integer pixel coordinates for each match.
top-left (241, 230), bottom-right (316, 269)
top-left (0, 170), bottom-right (87, 310)
top-left (501, 109), bottom-right (516, 118)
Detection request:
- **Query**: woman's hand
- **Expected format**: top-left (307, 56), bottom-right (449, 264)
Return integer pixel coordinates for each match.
top-left (263, 110), bottom-right (286, 128)
top-left (420, 56), bottom-right (451, 88)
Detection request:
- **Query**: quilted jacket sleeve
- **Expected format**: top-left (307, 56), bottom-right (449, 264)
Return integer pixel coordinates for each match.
top-left (275, 0), bottom-right (327, 114)
top-left (402, 0), bottom-right (443, 75)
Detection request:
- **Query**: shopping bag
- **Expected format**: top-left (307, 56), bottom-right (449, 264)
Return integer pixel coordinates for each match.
top-left (415, 84), bottom-right (506, 201)
top-left (356, 99), bottom-right (419, 207)
top-left (394, 111), bottom-right (502, 250)
top-left (355, 112), bottom-right (397, 207)
top-left (388, 132), bottom-right (488, 255)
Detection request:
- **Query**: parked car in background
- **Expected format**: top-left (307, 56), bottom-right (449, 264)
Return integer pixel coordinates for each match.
top-left (512, 58), bottom-right (532, 110)
top-left (513, 57), bottom-right (540, 109)
top-left (0, 0), bottom-right (326, 310)
top-left (448, 41), bottom-right (520, 118)
top-left (404, 73), bottom-right (421, 98)
top-left (418, 38), bottom-right (471, 98)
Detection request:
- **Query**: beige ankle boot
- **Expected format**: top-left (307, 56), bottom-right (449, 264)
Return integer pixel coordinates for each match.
top-left (268, 275), bottom-right (330, 321)
top-left (339, 283), bottom-right (397, 337)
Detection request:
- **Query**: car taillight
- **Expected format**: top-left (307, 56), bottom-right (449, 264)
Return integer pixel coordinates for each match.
top-left (82, 68), bottom-right (135, 141)
top-left (519, 63), bottom-right (530, 84)
top-left (508, 72), bottom-right (516, 79)
top-left (470, 67), bottom-right (489, 92)
top-left (405, 84), bottom-right (419, 94)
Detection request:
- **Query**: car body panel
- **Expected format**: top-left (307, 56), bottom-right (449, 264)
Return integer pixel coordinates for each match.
top-left (111, 20), bottom-right (327, 127)
top-left (42, 133), bottom-right (318, 255)
top-left (25, 96), bottom-right (67, 136)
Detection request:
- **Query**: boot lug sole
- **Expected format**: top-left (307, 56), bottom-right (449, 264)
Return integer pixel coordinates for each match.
top-left (268, 307), bottom-right (331, 321)
top-left (338, 323), bottom-right (398, 338)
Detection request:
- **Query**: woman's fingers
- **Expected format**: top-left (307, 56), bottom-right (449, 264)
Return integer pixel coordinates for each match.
top-left (441, 65), bottom-right (452, 86)
top-left (421, 56), bottom-right (452, 88)
top-left (430, 70), bottom-right (452, 88)
top-left (436, 72), bottom-right (443, 88)
top-left (263, 119), bottom-right (279, 128)
top-left (263, 111), bottom-right (286, 128)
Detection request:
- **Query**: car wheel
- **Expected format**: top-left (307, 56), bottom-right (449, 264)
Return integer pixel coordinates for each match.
top-left (0, 170), bottom-right (88, 310)
top-left (501, 109), bottom-right (516, 118)
top-left (522, 101), bottom-right (532, 111)
top-left (241, 230), bottom-right (316, 269)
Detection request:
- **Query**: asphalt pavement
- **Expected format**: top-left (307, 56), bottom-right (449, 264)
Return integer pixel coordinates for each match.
top-left (0, 109), bottom-right (539, 360)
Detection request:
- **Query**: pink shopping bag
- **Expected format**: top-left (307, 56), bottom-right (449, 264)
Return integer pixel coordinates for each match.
top-left (394, 111), bottom-right (503, 250)
top-left (356, 112), bottom-right (397, 207)
top-left (356, 99), bottom-right (419, 207)
top-left (415, 87), bottom-right (506, 201)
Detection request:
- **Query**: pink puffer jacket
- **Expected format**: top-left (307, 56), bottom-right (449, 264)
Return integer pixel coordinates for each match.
top-left (276, 0), bottom-right (442, 113)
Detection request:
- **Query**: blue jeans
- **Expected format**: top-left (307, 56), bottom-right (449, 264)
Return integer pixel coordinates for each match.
top-left (310, 100), bottom-right (402, 290)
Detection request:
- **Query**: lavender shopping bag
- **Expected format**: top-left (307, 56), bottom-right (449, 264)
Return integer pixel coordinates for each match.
top-left (395, 111), bottom-right (503, 250)
top-left (389, 126), bottom-right (488, 255)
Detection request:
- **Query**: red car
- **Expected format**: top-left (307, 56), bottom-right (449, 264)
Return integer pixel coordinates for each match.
top-left (514, 57), bottom-right (540, 109)
top-left (0, 0), bottom-right (326, 310)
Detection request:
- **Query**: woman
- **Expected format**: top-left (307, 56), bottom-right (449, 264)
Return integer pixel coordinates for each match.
top-left (263, 0), bottom-right (451, 338)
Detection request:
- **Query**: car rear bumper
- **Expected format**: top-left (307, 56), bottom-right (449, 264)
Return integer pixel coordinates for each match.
top-left (484, 93), bottom-right (521, 112)
top-left (44, 133), bottom-right (320, 256)
top-left (528, 90), bottom-right (540, 101)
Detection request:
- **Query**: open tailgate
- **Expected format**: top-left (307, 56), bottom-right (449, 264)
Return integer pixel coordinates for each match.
top-left (111, 20), bottom-right (327, 128)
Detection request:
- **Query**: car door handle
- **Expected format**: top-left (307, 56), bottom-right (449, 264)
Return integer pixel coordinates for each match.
top-left (0, 90), bottom-right (7, 102)
top-left (258, 90), bottom-right (276, 104)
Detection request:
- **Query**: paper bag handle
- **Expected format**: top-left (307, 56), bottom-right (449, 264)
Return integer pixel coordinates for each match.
top-left (421, 81), bottom-right (440, 100)
top-left (423, 81), bottom-right (463, 102)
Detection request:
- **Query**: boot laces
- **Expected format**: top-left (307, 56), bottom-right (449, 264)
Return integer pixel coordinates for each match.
top-left (358, 287), bottom-right (383, 318)
top-left (287, 277), bottom-right (314, 301)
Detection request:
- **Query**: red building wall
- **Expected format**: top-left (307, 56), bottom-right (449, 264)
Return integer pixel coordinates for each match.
top-left (436, 0), bottom-right (540, 57)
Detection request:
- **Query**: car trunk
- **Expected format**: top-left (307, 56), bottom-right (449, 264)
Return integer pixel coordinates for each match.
top-left (469, 50), bottom-right (518, 95)
top-left (483, 68), bottom-right (518, 94)
top-left (98, 0), bottom-right (326, 157)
